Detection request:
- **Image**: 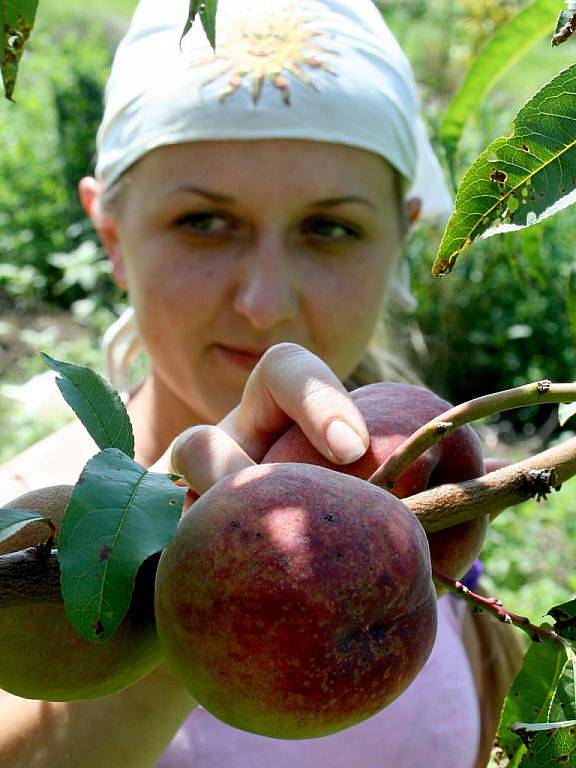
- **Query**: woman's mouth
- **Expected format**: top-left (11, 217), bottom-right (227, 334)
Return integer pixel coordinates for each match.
top-left (215, 344), bottom-right (266, 371)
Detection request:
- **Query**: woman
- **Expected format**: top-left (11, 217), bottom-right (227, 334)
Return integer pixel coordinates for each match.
top-left (0, 1), bottom-right (522, 765)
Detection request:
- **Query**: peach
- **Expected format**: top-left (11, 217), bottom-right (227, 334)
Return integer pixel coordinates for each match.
top-left (155, 462), bottom-right (437, 739)
top-left (264, 382), bottom-right (487, 583)
top-left (0, 486), bottom-right (163, 700)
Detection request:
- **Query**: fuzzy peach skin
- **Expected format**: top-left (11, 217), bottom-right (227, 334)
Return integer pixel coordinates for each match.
top-left (155, 462), bottom-right (437, 739)
top-left (264, 382), bottom-right (487, 584)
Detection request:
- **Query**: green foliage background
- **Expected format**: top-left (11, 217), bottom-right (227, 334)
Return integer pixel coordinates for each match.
top-left (0, 0), bottom-right (575, 621)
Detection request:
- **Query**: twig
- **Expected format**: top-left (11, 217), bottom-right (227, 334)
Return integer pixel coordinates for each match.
top-left (432, 569), bottom-right (569, 648)
top-left (369, 381), bottom-right (576, 490)
top-left (404, 436), bottom-right (576, 532)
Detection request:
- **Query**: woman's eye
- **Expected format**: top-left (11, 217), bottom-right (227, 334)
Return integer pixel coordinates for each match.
top-left (304, 218), bottom-right (360, 242)
top-left (176, 212), bottom-right (230, 234)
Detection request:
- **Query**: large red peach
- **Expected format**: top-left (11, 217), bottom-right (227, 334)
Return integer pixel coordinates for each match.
top-left (155, 462), bottom-right (437, 739)
top-left (264, 382), bottom-right (487, 583)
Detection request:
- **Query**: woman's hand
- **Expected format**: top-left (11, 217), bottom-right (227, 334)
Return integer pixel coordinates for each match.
top-left (167, 343), bottom-right (370, 495)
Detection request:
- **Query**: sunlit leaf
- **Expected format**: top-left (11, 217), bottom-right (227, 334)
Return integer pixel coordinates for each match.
top-left (42, 354), bottom-right (135, 459)
top-left (559, 402), bottom-right (576, 428)
top-left (494, 639), bottom-right (573, 760)
top-left (441, 0), bottom-right (560, 179)
top-left (518, 721), bottom-right (576, 766)
top-left (434, 64), bottom-right (576, 276)
top-left (1, 0), bottom-right (39, 99)
top-left (58, 449), bottom-right (186, 643)
top-left (0, 508), bottom-right (50, 545)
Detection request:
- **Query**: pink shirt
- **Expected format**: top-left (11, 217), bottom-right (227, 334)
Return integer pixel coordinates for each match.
top-left (157, 596), bottom-right (479, 768)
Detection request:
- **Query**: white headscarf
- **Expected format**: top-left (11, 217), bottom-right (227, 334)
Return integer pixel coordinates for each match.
top-left (96, 0), bottom-right (451, 220)
top-left (96, 0), bottom-right (452, 396)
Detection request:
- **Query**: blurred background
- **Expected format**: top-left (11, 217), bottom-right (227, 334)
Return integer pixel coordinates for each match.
top-left (0, 0), bottom-right (575, 620)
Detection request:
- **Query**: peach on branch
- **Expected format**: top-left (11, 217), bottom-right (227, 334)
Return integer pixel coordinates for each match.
top-left (155, 462), bottom-right (437, 739)
top-left (0, 486), bottom-right (163, 701)
top-left (264, 382), bottom-right (487, 582)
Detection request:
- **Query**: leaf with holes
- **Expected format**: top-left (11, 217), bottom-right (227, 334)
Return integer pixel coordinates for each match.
top-left (433, 64), bottom-right (576, 276)
top-left (440, 0), bottom-right (559, 180)
top-left (1, 0), bottom-right (39, 99)
top-left (42, 353), bottom-right (135, 459)
top-left (58, 449), bottom-right (186, 643)
top-left (518, 721), bottom-right (576, 766)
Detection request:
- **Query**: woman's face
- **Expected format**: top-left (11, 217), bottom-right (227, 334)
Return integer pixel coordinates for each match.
top-left (100, 139), bottom-right (404, 424)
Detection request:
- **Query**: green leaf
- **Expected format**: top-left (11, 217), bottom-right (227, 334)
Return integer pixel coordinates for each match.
top-left (549, 598), bottom-right (576, 641)
top-left (42, 353), bottom-right (135, 459)
top-left (0, 508), bottom-right (50, 545)
top-left (200, 0), bottom-right (218, 50)
top-left (1, 0), bottom-right (39, 100)
top-left (440, 0), bottom-right (560, 177)
top-left (181, 0), bottom-right (218, 50)
top-left (494, 639), bottom-right (573, 761)
top-left (518, 721), bottom-right (576, 766)
top-left (58, 449), bottom-right (186, 643)
top-left (433, 64), bottom-right (576, 276)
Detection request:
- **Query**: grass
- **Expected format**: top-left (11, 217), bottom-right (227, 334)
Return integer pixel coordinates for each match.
top-left (483, 487), bottom-right (576, 624)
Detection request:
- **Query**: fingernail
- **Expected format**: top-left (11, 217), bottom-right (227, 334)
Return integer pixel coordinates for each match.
top-left (325, 420), bottom-right (366, 464)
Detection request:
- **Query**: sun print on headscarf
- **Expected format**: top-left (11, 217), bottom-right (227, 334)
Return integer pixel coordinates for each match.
top-left (197, 1), bottom-right (338, 104)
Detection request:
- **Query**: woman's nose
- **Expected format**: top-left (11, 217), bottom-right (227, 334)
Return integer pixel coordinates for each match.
top-left (233, 235), bottom-right (299, 330)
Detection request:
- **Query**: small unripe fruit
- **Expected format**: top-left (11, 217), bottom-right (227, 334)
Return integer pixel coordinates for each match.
top-left (0, 486), bottom-right (163, 701)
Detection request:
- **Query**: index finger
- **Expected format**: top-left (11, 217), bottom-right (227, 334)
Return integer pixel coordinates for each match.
top-left (219, 343), bottom-right (370, 464)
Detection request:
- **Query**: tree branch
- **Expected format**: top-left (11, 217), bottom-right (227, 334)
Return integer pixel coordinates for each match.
top-left (2, 431), bottom-right (576, 607)
top-left (405, 436), bottom-right (576, 532)
top-left (432, 569), bottom-right (569, 648)
top-left (369, 380), bottom-right (576, 490)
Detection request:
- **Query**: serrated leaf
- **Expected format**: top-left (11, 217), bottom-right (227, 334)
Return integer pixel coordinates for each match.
top-left (181, 0), bottom-right (218, 50)
top-left (433, 64), bottom-right (576, 276)
top-left (441, 0), bottom-right (559, 176)
top-left (42, 353), bottom-right (135, 459)
top-left (58, 448), bottom-right (186, 643)
top-left (0, 508), bottom-right (49, 545)
top-left (518, 722), bottom-right (576, 766)
top-left (494, 639), bottom-right (572, 760)
top-left (1, 0), bottom-right (39, 100)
